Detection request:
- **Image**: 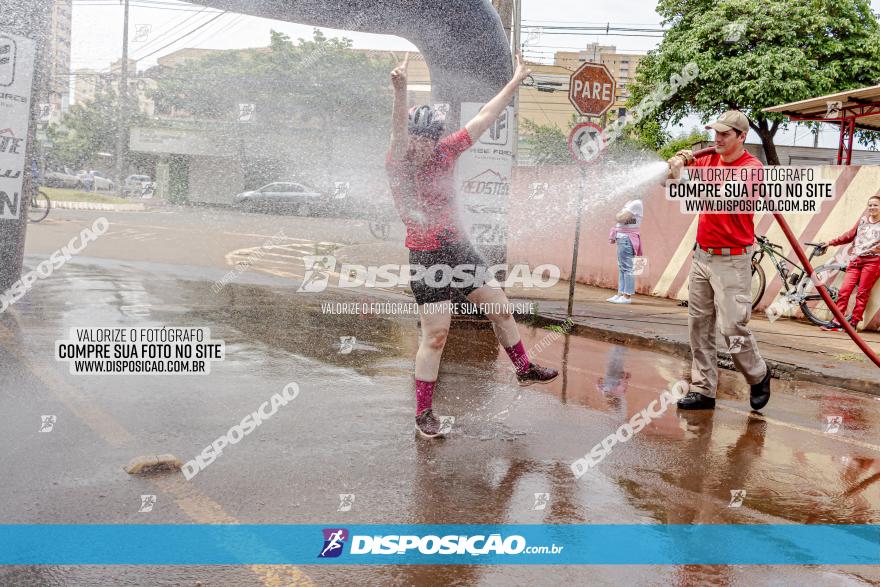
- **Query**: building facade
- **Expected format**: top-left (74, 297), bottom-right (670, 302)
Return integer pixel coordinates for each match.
top-left (73, 58), bottom-right (156, 116)
top-left (45, 0), bottom-right (73, 121)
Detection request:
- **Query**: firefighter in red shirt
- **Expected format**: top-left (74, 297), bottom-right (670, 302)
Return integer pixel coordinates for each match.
top-left (387, 54), bottom-right (558, 438)
top-left (667, 110), bottom-right (771, 411)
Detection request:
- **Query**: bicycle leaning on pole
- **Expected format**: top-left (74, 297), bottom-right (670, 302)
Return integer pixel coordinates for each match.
top-left (750, 235), bottom-right (848, 326)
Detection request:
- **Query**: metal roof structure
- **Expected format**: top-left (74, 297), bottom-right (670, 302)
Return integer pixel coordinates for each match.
top-left (763, 84), bottom-right (880, 164)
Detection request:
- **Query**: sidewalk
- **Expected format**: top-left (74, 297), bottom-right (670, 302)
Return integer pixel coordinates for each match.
top-left (336, 241), bottom-right (880, 394)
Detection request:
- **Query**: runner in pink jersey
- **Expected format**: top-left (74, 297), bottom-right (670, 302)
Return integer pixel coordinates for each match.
top-left (387, 54), bottom-right (559, 438)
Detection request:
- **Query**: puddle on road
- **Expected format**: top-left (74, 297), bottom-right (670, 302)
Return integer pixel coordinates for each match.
top-left (4, 261), bottom-right (880, 586)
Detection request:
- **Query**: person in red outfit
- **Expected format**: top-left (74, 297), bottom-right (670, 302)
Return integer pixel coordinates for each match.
top-left (386, 53), bottom-right (559, 439)
top-left (818, 194), bottom-right (880, 331)
top-left (666, 110), bottom-right (771, 412)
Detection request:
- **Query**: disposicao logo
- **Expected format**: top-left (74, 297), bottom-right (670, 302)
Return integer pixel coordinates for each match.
top-left (318, 528), bottom-right (349, 558)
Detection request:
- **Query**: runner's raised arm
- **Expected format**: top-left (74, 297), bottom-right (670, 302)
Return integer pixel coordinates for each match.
top-left (389, 53), bottom-right (410, 161)
top-left (463, 53), bottom-right (531, 141)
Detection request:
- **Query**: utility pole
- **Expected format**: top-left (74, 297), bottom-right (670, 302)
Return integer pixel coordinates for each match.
top-left (114, 0), bottom-right (130, 197)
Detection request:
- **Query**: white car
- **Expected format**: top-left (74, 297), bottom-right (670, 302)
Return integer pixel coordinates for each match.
top-left (232, 181), bottom-right (329, 215)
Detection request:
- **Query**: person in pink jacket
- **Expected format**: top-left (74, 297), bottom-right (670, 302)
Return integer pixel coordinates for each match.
top-left (607, 199), bottom-right (644, 304)
top-left (818, 194), bottom-right (880, 331)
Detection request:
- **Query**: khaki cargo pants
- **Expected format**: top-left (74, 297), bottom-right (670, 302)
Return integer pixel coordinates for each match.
top-left (688, 246), bottom-right (767, 398)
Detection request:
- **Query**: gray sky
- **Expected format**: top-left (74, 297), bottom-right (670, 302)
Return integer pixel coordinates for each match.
top-left (69, 0), bottom-right (880, 149)
top-left (69, 0), bottom-right (666, 71)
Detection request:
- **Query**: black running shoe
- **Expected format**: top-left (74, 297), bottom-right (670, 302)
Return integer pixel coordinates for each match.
top-left (516, 363), bottom-right (559, 386)
top-left (415, 409), bottom-right (445, 439)
top-left (676, 391), bottom-right (716, 410)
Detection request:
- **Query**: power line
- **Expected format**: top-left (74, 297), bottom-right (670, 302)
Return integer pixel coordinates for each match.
top-left (186, 12), bottom-right (246, 48)
top-left (525, 31), bottom-right (664, 38)
top-left (133, 11), bottom-right (228, 62)
top-left (72, 0), bottom-right (224, 12)
top-left (130, 6), bottom-right (215, 59)
top-left (523, 19), bottom-right (662, 26)
top-left (524, 45), bottom-right (649, 53)
top-left (74, 0), bottom-right (206, 6)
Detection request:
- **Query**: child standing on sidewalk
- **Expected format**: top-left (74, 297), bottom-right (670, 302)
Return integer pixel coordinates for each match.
top-left (607, 199), bottom-right (644, 304)
top-left (819, 194), bottom-right (880, 331)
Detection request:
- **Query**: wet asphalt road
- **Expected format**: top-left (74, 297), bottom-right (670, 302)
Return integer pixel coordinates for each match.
top-left (1, 208), bottom-right (880, 585)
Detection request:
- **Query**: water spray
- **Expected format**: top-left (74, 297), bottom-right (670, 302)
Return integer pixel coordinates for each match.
top-left (673, 145), bottom-right (880, 368)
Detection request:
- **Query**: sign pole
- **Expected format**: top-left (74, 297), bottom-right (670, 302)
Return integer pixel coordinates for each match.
top-left (565, 121), bottom-right (603, 317)
top-left (564, 61), bottom-right (615, 317)
top-left (567, 165), bottom-right (588, 317)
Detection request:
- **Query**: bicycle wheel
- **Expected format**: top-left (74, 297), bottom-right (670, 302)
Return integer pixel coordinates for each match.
top-left (28, 190), bottom-right (50, 223)
top-left (795, 263), bottom-right (846, 326)
top-left (750, 260), bottom-right (765, 309)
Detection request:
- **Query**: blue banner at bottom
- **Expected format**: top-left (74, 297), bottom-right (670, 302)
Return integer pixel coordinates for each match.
top-left (0, 524), bottom-right (877, 565)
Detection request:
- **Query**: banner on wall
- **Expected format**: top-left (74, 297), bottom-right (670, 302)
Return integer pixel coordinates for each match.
top-left (0, 31), bottom-right (35, 220)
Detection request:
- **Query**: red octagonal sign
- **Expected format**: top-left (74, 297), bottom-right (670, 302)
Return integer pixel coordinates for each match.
top-left (568, 62), bottom-right (616, 117)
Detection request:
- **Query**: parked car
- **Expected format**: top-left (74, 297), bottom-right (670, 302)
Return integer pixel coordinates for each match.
top-left (77, 170), bottom-right (115, 192)
top-left (232, 182), bottom-right (329, 215)
top-left (123, 175), bottom-right (152, 197)
top-left (42, 169), bottom-right (84, 190)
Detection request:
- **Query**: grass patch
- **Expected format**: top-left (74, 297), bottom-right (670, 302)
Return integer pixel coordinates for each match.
top-left (542, 318), bottom-right (575, 333)
top-left (43, 187), bottom-right (129, 205)
top-left (833, 353), bottom-right (866, 362)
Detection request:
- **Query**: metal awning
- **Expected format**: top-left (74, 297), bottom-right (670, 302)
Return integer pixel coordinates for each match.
top-left (763, 84), bottom-right (880, 165)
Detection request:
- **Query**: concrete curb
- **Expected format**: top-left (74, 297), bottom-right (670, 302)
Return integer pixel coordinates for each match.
top-left (41, 201), bottom-right (146, 212)
top-left (518, 310), bottom-right (878, 396)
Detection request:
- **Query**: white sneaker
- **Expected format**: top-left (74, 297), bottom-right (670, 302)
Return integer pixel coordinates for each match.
top-left (611, 296), bottom-right (632, 304)
top-left (606, 294), bottom-right (622, 303)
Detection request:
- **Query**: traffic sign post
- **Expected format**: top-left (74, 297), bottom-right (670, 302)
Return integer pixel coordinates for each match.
top-left (568, 62), bottom-right (616, 118)
top-left (565, 122), bottom-right (604, 317)
top-left (568, 121), bottom-right (604, 165)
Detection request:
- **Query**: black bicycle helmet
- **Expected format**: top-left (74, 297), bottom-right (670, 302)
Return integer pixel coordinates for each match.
top-left (407, 105), bottom-right (445, 140)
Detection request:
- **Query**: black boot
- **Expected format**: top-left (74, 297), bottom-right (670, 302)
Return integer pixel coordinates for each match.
top-left (749, 368), bottom-right (771, 411)
top-left (676, 391), bottom-right (716, 410)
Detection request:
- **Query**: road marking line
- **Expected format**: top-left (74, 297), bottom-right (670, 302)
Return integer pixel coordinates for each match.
top-left (0, 323), bottom-right (314, 586)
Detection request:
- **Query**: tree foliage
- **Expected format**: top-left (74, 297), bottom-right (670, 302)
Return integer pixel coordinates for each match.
top-left (628, 0), bottom-right (880, 164)
top-left (45, 88), bottom-right (148, 171)
top-left (150, 30), bottom-right (392, 131)
top-left (658, 128), bottom-right (710, 161)
top-left (519, 117), bottom-right (573, 165)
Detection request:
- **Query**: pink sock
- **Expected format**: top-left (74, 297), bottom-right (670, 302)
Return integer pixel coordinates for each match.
top-left (416, 379), bottom-right (435, 415)
top-left (504, 341), bottom-right (530, 375)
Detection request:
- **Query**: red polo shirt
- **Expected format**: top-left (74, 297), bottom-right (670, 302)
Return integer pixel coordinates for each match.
top-left (385, 128), bottom-right (473, 251)
top-left (690, 150), bottom-right (763, 248)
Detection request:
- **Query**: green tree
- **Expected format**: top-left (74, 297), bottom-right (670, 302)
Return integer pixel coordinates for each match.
top-left (150, 30), bottom-right (391, 132)
top-left (628, 0), bottom-right (880, 164)
top-left (149, 30), bottom-right (393, 189)
top-left (46, 87), bottom-right (147, 171)
top-left (658, 128), bottom-right (710, 160)
top-left (519, 117), bottom-right (572, 164)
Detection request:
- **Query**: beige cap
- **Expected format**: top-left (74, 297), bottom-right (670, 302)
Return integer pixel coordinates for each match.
top-left (705, 110), bottom-right (750, 134)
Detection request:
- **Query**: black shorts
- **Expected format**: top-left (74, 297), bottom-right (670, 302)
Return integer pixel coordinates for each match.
top-left (408, 239), bottom-right (488, 305)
